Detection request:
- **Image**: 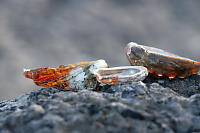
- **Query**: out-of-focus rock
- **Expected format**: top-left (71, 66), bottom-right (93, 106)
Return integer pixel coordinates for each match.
top-left (0, 74), bottom-right (200, 133)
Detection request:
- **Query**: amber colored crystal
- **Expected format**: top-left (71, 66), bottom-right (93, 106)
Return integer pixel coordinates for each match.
top-left (24, 62), bottom-right (94, 89)
top-left (125, 42), bottom-right (200, 78)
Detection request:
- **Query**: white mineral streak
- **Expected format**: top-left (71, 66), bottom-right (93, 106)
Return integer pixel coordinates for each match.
top-left (67, 67), bottom-right (86, 89)
top-left (67, 59), bottom-right (108, 90)
top-left (88, 59), bottom-right (108, 73)
top-left (92, 66), bottom-right (148, 85)
top-left (125, 42), bottom-right (136, 55)
top-left (23, 68), bottom-right (30, 72)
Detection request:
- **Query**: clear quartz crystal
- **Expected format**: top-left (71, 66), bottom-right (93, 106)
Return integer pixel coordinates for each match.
top-left (92, 66), bottom-right (148, 85)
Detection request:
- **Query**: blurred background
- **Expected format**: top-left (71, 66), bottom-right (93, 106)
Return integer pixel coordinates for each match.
top-left (0, 0), bottom-right (199, 100)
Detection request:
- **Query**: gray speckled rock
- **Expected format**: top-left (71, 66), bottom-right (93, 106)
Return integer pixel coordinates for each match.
top-left (0, 74), bottom-right (200, 133)
top-left (144, 74), bottom-right (200, 97)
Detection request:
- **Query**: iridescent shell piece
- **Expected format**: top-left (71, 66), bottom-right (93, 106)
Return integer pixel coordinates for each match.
top-left (92, 66), bottom-right (148, 85)
top-left (24, 60), bottom-right (108, 89)
top-left (125, 42), bottom-right (200, 78)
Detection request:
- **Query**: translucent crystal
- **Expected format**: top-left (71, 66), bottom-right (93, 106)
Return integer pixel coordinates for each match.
top-left (92, 66), bottom-right (148, 85)
top-left (24, 60), bottom-right (108, 89)
top-left (125, 42), bottom-right (200, 78)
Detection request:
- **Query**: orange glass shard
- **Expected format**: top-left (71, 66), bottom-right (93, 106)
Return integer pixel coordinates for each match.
top-left (92, 66), bottom-right (148, 85)
top-left (24, 60), bottom-right (108, 89)
top-left (125, 42), bottom-right (200, 78)
top-left (24, 62), bottom-right (93, 89)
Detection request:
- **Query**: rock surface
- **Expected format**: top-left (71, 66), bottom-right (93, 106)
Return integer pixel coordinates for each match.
top-left (0, 74), bottom-right (200, 133)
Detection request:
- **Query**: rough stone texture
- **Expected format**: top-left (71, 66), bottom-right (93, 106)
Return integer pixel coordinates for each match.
top-left (0, 74), bottom-right (200, 133)
top-left (144, 74), bottom-right (200, 97)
